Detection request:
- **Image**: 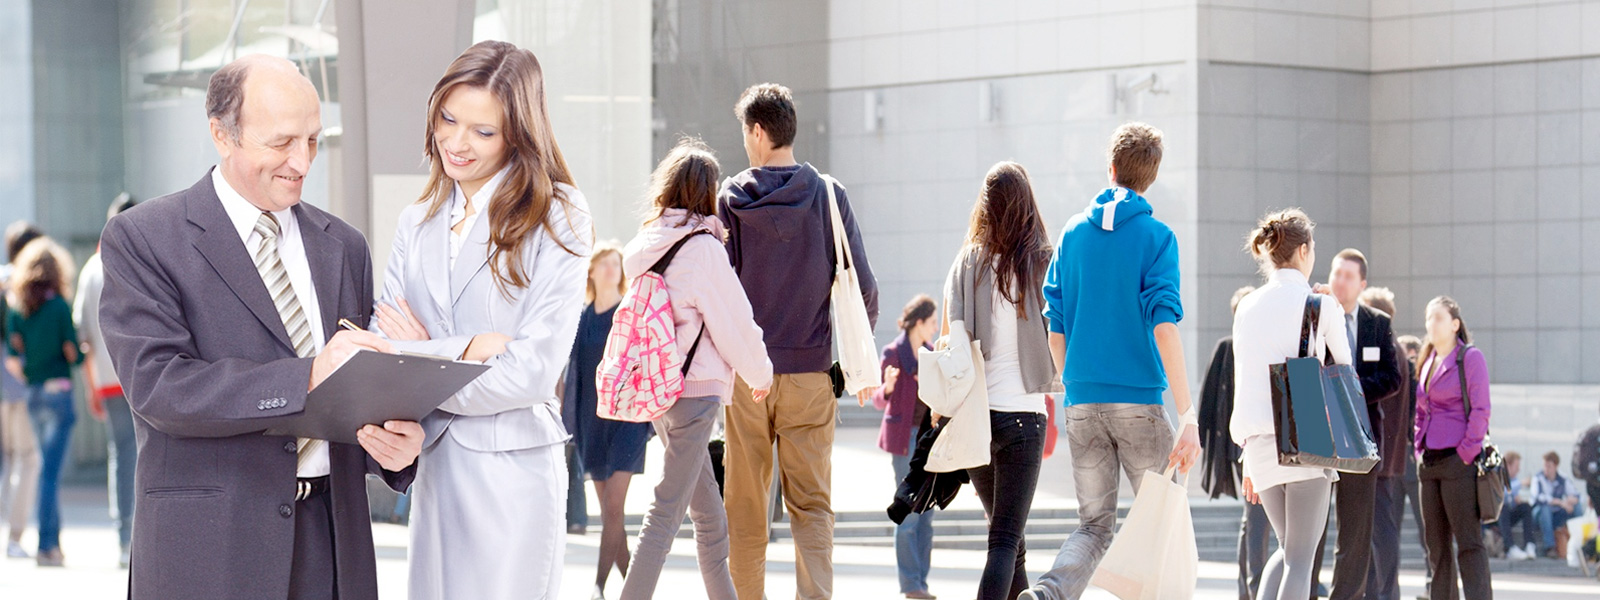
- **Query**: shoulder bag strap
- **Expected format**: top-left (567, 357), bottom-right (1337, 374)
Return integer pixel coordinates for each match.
top-left (821, 175), bottom-right (852, 273)
top-left (1299, 293), bottom-right (1321, 359)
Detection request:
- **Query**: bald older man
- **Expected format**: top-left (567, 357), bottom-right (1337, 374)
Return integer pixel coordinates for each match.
top-left (99, 55), bottom-right (423, 600)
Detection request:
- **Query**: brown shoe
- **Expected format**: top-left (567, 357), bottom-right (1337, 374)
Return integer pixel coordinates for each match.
top-left (35, 548), bottom-right (63, 567)
top-left (904, 591), bottom-right (936, 600)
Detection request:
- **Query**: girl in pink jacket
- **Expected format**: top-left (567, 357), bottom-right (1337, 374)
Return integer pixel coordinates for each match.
top-left (617, 139), bottom-right (773, 600)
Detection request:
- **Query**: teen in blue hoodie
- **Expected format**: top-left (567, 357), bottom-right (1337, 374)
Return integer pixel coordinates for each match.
top-left (1022, 123), bottom-right (1202, 600)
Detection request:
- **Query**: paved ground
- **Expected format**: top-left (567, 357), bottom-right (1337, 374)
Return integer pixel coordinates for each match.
top-left (4, 420), bottom-right (1598, 599)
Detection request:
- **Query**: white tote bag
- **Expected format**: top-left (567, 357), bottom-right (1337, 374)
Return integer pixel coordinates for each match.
top-left (822, 175), bottom-right (881, 394)
top-left (917, 326), bottom-right (991, 472)
top-left (1089, 467), bottom-right (1198, 600)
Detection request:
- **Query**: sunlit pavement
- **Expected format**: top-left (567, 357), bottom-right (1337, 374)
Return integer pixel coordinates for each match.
top-left (3, 484), bottom-right (1597, 599)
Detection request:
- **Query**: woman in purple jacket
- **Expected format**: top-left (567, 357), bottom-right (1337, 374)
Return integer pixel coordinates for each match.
top-left (872, 294), bottom-right (938, 600)
top-left (1413, 295), bottom-right (1491, 600)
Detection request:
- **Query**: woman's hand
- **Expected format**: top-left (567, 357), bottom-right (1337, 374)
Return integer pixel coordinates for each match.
top-left (375, 299), bottom-right (430, 341)
top-left (751, 385), bottom-right (771, 403)
top-left (881, 365), bottom-right (900, 396)
top-left (462, 333), bottom-right (513, 362)
top-left (1242, 477), bottom-right (1259, 505)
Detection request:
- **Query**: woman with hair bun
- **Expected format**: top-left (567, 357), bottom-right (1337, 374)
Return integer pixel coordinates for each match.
top-left (1228, 209), bottom-right (1353, 600)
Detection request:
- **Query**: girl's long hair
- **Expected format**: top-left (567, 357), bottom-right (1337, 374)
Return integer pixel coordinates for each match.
top-left (6, 237), bottom-right (73, 317)
top-left (964, 161), bottom-right (1052, 318)
top-left (417, 40), bottom-right (583, 294)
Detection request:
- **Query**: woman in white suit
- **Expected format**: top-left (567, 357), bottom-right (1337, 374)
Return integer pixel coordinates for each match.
top-left (374, 40), bottom-right (593, 599)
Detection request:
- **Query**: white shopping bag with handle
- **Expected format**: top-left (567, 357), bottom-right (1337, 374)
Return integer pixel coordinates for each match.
top-left (1089, 466), bottom-right (1198, 600)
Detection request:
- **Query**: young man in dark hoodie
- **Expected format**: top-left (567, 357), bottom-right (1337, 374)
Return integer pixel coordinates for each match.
top-left (1021, 123), bottom-right (1202, 600)
top-left (717, 83), bottom-right (879, 600)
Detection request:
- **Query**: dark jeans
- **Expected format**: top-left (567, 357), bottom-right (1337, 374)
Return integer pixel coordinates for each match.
top-left (1496, 503), bottom-right (1536, 550)
top-left (1239, 500), bottom-right (1271, 600)
top-left (1419, 452), bottom-right (1491, 600)
top-left (967, 410), bottom-right (1046, 600)
top-left (1310, 469), bottom-right (1376, 600)
top-left (104, 395), bottom-right (137, 549)
top-left (26, 382), bottom-right (74, 553)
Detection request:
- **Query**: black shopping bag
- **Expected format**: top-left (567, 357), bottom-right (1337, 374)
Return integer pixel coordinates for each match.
top-left (1270, 294), bottom-right (1380, 474)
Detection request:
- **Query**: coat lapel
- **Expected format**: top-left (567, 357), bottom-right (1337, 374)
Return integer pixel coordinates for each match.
top-left (186, 173), bottom-right (295, 353)
top-left (294, 204), bottom-right (344, 342)
top-left (449, 209), bottom-right (493, 305)
top-left (417, 208), bottom-right (452, 312)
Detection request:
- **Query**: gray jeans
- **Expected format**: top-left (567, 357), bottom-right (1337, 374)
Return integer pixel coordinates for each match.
top-left (1034, 403), bottom-right (1174, 600)
top-left (620, 396), bottom-right (735, 600)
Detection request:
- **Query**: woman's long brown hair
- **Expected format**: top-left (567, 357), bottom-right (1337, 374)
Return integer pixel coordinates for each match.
top-left (417, 40), bottom-right (583, 294)
top-left (6, 238), bottom-right (74, 317)
top-left (964, 161), bottom-right (1052, 319)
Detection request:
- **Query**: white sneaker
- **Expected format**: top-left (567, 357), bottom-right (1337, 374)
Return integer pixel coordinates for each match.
top-left (590, 585), bottom-right (605, 600)
top-left (1524, 542), bottom-right (1538, 560)
top-left (118, 547), bottom-right (131, 568)
top-left (6, 541), bottom-right (28, 559)
top-left (1018, 588), bottom-right (1044, 600)
top-left (1508, 545), bottom-right (1528, 561)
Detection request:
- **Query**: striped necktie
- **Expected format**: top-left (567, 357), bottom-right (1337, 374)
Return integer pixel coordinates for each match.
top-left (252, 212), bottom-right (323, 473)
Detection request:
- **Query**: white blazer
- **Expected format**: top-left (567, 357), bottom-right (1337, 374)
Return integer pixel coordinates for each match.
top-left (379, 182), bottom-right (594, 452)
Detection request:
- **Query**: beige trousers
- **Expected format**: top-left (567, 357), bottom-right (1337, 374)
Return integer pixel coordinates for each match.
top-left (1, 400), bottom-right (40, 541)
top-left (724, 372), bottom-right (836, 600)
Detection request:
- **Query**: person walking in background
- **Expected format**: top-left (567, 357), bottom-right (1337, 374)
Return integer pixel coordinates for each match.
top-left (0, 221), bottom-right (42, 560)
top-left (1197, 285), bottom-right (1265, 600)
top-left (372, 41), bottom-right (594, 600)
top-left (1308, 249), bottom-right (1402, 600)
top-left (4, 236), bottom-right (82, 567)
top-left (1023, 123), bottom-right (1202, 600)
top-left (944, 161), bottom-right (1059, 600)
top-left (1231, 209), bottom-right (1351, 600)
top-left (872, 294), bottom-right (939, 600)
top-left (565, 242), bottom-right (651, 598)
top-left (1357, 286), bottom-right (1418, 600)
top-left (72, 193), bottom-right (139, 568)
top-left (718, 82), bottom-right (878, 600)
top-left (618, 138), bottom-right (774, 600)
top-left (1531, 451), bottom-right (1582, 559)
top-left (1393, 334), bottom-right (1428, 587)
top-left (1413, 296), bottom-right (1491, 600)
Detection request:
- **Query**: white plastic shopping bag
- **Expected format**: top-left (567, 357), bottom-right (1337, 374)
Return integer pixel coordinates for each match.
top-left (1089, 466), bottom-right (1198, 600)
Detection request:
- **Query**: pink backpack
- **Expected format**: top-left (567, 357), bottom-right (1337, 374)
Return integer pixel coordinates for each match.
top-left (596, 231), bottom-right (709, 422)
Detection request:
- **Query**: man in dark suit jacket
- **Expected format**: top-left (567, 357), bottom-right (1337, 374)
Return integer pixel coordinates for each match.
top-left (1310, 249), bottom-right (1402, 600)
top-left (99, 55), bottom-right (424, 600)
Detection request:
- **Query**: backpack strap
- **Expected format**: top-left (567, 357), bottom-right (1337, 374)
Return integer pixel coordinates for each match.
top-left (646, 230), bottom-right (713, 375)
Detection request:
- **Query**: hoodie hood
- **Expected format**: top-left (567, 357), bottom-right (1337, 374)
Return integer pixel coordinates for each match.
top-left (1083, 187), bottom-right (1154, 232)
top-left (622, 209), bottom-right (728, 279)
top-left (719, 163), bottom-right (826, 242)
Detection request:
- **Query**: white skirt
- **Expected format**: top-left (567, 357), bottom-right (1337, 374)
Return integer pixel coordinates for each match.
top-left (407, 433), bottom-right (566, 600)
top-left (1242, 434), bottom-right (1336, 492)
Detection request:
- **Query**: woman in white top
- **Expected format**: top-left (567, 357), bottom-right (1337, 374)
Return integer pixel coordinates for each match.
top-left (374, 41), bottom-right (594, 599)
top-left (1229, 208), bottom-right (1353, 600)
top-left (940, 162), bottom-right (1060, 600)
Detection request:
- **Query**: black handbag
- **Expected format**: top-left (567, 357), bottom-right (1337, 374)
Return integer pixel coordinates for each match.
top-left (1455, 344), bottom-right (1509, 524)
top-left (1270, 294), bottom-right (1381, 474)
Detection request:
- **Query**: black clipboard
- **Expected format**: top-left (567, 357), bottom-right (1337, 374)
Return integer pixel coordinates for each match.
top-left (266, 350), bottom-right (489, 444)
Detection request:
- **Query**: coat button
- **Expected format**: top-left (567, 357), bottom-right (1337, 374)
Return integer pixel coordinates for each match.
top-left (284, 441), bottom-right (298, 453)
top-left (279, 504), bottom-right (293, 518)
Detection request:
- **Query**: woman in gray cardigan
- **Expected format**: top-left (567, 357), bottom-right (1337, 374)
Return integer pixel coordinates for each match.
top-left (941, 161), bottom-right (1060, 600)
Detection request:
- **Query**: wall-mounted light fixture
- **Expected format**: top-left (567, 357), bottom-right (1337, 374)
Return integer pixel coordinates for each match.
top-left (978, 81), bottom-right (999, 123)
top-left (1110, 72), bottom-right (1167, 114)
top-left (865, 90), bottom-right (883, 133)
